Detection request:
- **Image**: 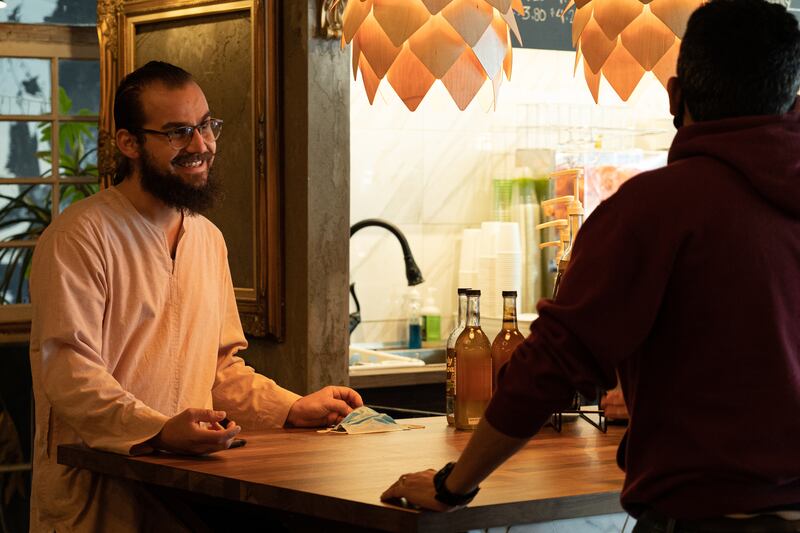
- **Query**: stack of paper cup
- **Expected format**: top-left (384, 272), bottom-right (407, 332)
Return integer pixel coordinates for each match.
top-left (458, 228), bottom-right (481, 291)
top-left (494, 222), bottom-right (522, 318)
top-left (478, 222), bottom-right (501, 319)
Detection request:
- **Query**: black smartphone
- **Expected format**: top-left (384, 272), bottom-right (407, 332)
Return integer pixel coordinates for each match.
top-left (218, 418), bottom-right (246, 448)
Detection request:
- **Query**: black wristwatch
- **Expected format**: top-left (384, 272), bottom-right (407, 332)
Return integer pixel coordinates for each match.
top-left (433, 462), bottom-right (480, 507)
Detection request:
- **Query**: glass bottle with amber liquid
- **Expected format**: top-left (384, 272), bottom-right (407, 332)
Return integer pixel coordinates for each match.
top-left (454, 289), bottom-right (492, 430)
top-left (491, 290), bottom-right (525, 393)
top-left (446, 288), bottom-right (469, 426)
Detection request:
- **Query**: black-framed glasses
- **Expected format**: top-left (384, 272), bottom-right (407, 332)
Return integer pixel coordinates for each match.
top-left (137, 118), bottom-right (223, 150)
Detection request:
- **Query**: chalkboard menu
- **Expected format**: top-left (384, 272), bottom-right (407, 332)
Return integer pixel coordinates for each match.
top-left (513, 0), bottom-right (800, 52)
top-left (512, 0), bottom-right (575, 52)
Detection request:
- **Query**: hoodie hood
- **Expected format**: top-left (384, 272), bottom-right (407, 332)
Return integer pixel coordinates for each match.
top-left (669, 112), bottom-right (800, 217)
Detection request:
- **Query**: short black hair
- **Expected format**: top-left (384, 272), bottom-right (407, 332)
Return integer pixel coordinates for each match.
top-left (678, 0), bottom-right (800, 122)
top-left (113, 61), bottom-right (194, 184)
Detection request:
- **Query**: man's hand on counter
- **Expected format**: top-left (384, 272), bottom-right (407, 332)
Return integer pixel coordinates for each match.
top-left (285, 386), bottom-right (364, 427)
top-left (149, 408), bottom-right (241, 455)
top-left (381, 417), bottom-right (529, 511)
top-left (381, 469), bottom-right (455, 512)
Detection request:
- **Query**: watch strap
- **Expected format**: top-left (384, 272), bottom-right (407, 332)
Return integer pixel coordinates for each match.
top-left (433, 462), bottom-right (480, 507)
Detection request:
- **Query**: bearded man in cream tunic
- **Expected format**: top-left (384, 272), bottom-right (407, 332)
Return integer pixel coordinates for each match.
top-left (28, 61), bottom-right (362, 533)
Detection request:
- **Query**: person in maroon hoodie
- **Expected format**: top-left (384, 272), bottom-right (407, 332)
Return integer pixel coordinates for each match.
top-left (382, 1), bottom-right (800, 531)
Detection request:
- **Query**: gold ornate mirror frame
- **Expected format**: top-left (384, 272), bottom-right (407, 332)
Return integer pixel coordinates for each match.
top-left (97, 0), bottom-right (283, 339)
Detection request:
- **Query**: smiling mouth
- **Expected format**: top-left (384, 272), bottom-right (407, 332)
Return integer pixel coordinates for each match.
top-left (172, 153), bottom-right (213, 168)
top-left (175, 159), bottom-right (205, 168)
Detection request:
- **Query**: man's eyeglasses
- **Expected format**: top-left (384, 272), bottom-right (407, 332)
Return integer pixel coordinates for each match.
top-left (137, 118), bottom-right (223, 150)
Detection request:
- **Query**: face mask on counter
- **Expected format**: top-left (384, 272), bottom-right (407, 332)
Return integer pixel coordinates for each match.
top-left (318, 406), bottom-right (424, 435)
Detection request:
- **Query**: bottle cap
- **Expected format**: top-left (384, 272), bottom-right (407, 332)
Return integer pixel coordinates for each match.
top-left (502, 290), bottom-right (517, 297)
top-left (466, 289), bottom-right (481, 296)
top-left (457, 287), bottom-right (471, 294)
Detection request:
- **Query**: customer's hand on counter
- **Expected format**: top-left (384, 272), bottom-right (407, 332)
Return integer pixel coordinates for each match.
top-left (601, 388), bottom-right (629, 420)
top-left (381, 469), bottom-right (456, 512)
top-left (149, 408), bottom-right (241, 455)
top-left (381, 418), bottom-right (529, 511)
top-left (285, 386), bottom-right (364, 427)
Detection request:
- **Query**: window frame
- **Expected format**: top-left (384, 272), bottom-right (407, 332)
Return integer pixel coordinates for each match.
top-left (0, 23), bottom-right (99, 340)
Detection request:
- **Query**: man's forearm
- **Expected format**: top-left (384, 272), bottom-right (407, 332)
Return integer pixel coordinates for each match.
top-left (445, 417), bottom-right (530, 494)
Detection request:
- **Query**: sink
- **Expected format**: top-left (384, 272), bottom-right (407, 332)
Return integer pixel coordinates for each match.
top-left (381, 347), bottom-right (445, 365)
top-left (348, 344), bottom-right (447, 388)
top-left (348, 345), bottom-right (445, 371)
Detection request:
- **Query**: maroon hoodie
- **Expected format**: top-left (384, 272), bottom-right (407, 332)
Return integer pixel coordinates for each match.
top-left (484, 113), bottom-right (800, 519)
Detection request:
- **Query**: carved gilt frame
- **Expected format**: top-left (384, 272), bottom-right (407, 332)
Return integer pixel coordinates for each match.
top-left (318, 0), bottom-right (345, 39)
top-left (97, 0), bottom-right (283, 339)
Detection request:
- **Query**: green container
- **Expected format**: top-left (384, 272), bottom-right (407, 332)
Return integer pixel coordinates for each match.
top-left (493, 178), bottom-right (514, 222)
top-left (422, 314), bottom-right (441, 343)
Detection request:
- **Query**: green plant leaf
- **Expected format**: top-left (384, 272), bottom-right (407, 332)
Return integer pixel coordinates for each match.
top-left (58, 86), bottom-right (73, 115)
top-left (38, 121), bottom-right (52, 145)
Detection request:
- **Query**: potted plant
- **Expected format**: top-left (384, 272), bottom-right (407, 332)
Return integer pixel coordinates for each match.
top-left (0, 86), bottom-right (98, 304)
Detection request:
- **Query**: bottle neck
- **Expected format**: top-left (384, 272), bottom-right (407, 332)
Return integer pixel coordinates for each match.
top-left (501, 295), bottom-right (518, 329)
top-left (466, 295), bottom-right (481, 327)
top-left (457, 293), bottom-right (468, 328)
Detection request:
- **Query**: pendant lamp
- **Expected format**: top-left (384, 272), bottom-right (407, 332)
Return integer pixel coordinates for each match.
top-left (567, 0), bottom-right (704, 102)
top-left (342, 0), bottom-right (524, 111)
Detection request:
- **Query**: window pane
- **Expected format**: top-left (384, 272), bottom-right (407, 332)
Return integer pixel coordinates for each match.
top-left (59, 121), bottom-right (98, 178)
top-left (59, 182), bottom-right (97, 211)
top-left (0, 58), bottom-right (51, 115)
top-left (59, 60), bottom-right (100, 115)
top-left (0, 247), bottom-right (32, 304)
top-left (0, 121), bottom-right (52, 179)
top-left (1, 0), bottom-right (96, 26)
top-left (0, 184), bottom-right (51, 242)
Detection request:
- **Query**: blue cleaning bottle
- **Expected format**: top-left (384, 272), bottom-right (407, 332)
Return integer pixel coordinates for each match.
top-left (407, 287), bottom-right (422, 349)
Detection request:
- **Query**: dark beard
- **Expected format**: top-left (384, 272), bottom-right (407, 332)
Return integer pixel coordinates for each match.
top-left (139, 149), bottom-right (223, 215)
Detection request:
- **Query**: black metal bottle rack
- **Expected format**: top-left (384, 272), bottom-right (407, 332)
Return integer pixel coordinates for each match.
top-left (548, 388), bottom-right (608, 433)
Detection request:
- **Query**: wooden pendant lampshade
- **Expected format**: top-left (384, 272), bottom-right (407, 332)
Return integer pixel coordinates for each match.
top-left (567, 0), bottom-right (704, 102)
top-left (342, 0), bottom-right (524, 111)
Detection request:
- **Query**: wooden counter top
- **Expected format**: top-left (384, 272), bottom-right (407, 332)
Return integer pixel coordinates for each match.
top-left (58, 416), bottom-right (626, 532)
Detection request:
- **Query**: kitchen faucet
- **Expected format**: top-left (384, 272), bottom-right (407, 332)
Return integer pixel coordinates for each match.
top-left (349, 218), bottom-right (424, 335)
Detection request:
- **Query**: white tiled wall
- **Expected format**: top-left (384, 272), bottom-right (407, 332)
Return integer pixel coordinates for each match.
top-left (350, 48), bottom-right (674, 346)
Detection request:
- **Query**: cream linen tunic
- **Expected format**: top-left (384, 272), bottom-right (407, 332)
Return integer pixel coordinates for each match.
top-left (28, 187), bottom-right (301, 532)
